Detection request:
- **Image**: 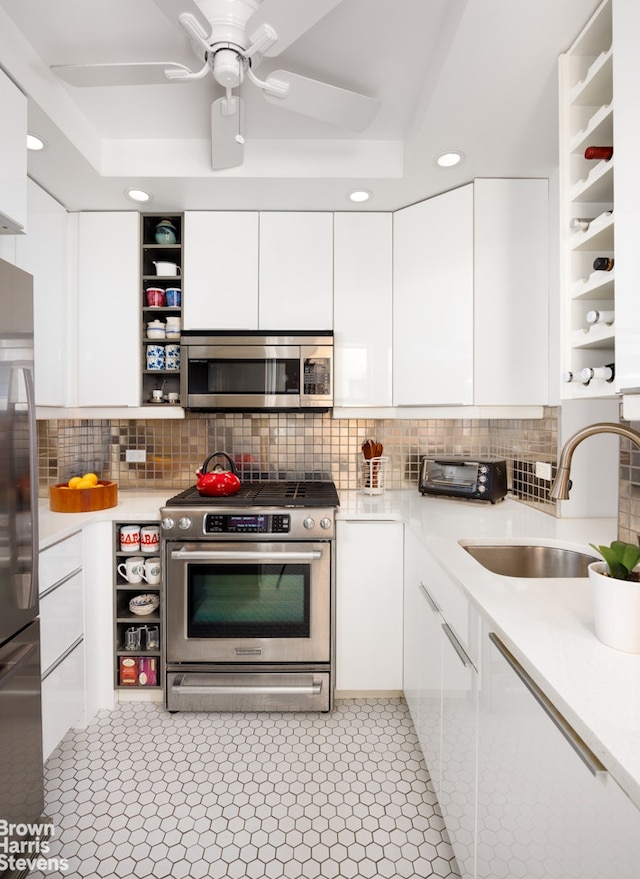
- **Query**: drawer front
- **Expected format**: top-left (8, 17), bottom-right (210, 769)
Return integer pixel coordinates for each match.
top-left (39, 531), bottom-right (83, 595)
top-left (40, 570), bottom-right (84, 673)
top-left (41, 641), bottom-right (85, 761)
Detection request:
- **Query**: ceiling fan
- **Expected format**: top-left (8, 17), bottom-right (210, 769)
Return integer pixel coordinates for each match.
top-left (50, 0), bottom-right (381, 170)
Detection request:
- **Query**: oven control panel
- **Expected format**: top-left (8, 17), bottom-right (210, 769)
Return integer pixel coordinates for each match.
top-left (160, 506), bottom-right (335, 540)
top-left (205, 513), bottom-right (290, 534)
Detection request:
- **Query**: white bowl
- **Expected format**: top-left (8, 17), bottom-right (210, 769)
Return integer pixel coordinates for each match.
top-left (129, 594), bottom-right (160, 616)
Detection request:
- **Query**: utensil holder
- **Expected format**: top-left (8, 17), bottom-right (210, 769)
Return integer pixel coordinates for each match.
top-left (359, 456), bottom-right (388, 495)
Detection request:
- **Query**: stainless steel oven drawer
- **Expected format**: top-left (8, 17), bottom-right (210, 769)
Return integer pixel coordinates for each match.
top-left (166, 670), bottom-right (331, 712)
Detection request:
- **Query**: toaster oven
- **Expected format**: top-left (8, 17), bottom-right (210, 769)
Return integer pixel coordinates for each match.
top-left (419, 456), bottom-right (507, 503)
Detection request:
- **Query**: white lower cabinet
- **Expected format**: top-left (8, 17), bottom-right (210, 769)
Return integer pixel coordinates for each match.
top-left (41, 641), bottom-right (85, 762)
top-left (335, 520), bottom-right (403, 692)
top-left (478, 627), bottom-right (640, 879)
top-left (440, 616), bottom-right (478, 879)
top-left (403, 537), bottom-right (640, 878)
top-left (403, 528), bottom-right (443, 794)
top-left (39, 531), bottom-right (85, 761)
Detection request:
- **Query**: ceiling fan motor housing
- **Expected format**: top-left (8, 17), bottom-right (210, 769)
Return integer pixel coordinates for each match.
top-left (194, 0), bottom-right (258, 49)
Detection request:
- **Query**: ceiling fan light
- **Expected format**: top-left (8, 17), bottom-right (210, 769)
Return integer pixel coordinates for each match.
top-left (349, 189), bottom-right (372, 203)
top-left (126, 188), bottom-right (152, 203)
top-left (27, 133), bottom-right (45, 151)
top-left (436, 150), bottom-right (464, 168)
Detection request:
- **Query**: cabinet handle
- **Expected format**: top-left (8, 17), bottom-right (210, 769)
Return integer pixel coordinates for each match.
top-left (442, 622), bottom-right (475, 669)
top-left (418, 580), bottom-right (441, 613)
top-left (489, 633), bottom-right (606, 777)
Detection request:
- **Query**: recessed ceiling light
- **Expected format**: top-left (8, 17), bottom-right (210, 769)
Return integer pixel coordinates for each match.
top-left (126, 188), bottom-right (152, 203)
top-left (348, 189), bottom-right (372, 203)
top-left (436, 151), bottom-right (464, 168)
top-left (26, 133), bottom-right (45, 151)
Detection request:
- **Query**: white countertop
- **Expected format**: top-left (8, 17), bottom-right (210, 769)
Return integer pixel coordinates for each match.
top-left (339, 490), bottom-right (640, 809)
top-left (38, 487), bottom-right (640, 808)
top-left (38, 491), bottom-right (171, 548)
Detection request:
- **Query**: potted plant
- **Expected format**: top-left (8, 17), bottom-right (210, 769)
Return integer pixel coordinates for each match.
top-left (588, 540), bottom-right (640, 653)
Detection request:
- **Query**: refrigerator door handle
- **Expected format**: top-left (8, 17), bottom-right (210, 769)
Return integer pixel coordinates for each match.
top-left (0, 641), bottom-right (37, 687)
top-left (9, 366), bottom-right (39, 610)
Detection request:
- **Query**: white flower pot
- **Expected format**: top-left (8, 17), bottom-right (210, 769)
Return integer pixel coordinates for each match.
top-left (588, 561), bottom-right (640, 654)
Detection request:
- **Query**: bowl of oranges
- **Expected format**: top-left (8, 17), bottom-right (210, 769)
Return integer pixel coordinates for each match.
top-left (49, 472), bottom-right (118, 513)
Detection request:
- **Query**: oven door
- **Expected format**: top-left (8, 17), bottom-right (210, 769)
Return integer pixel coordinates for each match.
top-left (165, 541), bottom-right (331, 664)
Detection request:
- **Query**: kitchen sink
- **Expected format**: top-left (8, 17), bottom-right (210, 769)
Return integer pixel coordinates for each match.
top-left (460, 542), bottom-right (598, 578)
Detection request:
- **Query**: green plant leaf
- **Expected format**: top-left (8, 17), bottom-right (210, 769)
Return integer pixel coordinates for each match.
top-left (590, 541), bottom-right (640, 580)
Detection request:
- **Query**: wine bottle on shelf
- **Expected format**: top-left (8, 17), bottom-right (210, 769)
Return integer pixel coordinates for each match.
top-left (569, 217), bottom-right (594, 232)
top-left (593, 257), bottom-right (614, 272)
top-left (580, 363), bottom-right (615, 385)
top-left (586, 309), bottom-right (615, 325)
top-left (584, 146), bottom-right (613, 161)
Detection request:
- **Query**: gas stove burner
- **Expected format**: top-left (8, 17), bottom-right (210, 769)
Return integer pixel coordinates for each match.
top-left (165, 480), bottom-right (340, 509)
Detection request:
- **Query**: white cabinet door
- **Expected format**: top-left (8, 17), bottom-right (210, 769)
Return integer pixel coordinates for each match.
top-left (41, 641), bottom-right (85, 762)
top-left (77, 212), bottom-right (140, 406)
top-left (440, 609), bottom-right (478, 879)
top-left (403, 528), bottom-right (443, 795)
top-left (183, 211), bottom-right (259, 330)
top-left (15, 181), bottom-right (70, 406)
top-left (333, 212), bottom-right (392, 406)
top-left (393, 184), bottom-right (474, 405)
top-left (478, 628), bottom-right (640, 879)
top-left (336, 520), bottom-right (403, 692)
top-left (473, 178), bottom-right (549, 405)
top-left (0, 68), bottom-right (27, 233)
top-left (258, 212), bottom-right (333, 330)
top-left (40, 570), bottom-right (84, 674)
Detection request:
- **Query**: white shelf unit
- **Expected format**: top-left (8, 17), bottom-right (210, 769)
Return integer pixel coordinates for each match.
top-left (559, 0), bottom-right (615, 400)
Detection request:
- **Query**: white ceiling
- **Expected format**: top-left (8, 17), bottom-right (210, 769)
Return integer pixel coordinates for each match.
top-left (0, 0), bottom-right (600, 213)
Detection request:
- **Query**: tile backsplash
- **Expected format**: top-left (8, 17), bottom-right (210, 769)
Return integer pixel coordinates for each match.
top-left (37, 408), bottom-right (559, 513)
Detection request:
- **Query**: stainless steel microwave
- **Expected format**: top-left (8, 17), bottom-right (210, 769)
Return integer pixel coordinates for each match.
top-left (180, 331), bottom-right (333, 411)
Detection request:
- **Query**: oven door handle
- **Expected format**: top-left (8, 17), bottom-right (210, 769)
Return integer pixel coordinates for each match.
top-left (170, 549), bottom-right (323, 561)
top-left (172, 676), bottom-right (323, 697)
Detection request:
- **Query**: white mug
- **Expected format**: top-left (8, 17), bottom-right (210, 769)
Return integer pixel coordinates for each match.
top-left (140, 525), bottom-right (160, 554)
top-left (141, 557), bottom-right (161, 585)
top-left (120, 525), bottom-right (141, 552)
top-left (118, 556), bottom-right (145, 584)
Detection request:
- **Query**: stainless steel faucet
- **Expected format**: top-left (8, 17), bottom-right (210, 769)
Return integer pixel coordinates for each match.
top-left (550, 422), bottom-right (640, 500)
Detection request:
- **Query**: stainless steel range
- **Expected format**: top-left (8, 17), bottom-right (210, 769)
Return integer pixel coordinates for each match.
top-left (160, 480), bottom-right (339, 713)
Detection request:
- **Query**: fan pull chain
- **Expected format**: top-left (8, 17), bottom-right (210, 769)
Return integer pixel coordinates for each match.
top-left (235, 55), bottom-right (245, 144)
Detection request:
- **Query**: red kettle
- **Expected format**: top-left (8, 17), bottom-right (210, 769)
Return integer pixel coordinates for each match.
top-left (195, 451), bottom-right (241, 497)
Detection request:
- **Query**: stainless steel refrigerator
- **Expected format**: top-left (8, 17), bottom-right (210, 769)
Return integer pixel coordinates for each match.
top-left (0, 258), bottom-right (44, 862)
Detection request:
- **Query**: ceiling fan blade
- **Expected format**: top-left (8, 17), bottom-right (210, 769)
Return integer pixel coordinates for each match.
top-left (246, 0), bottom-right (345, 57)
top-left (51, 61), bottom-right (196, 87)
top-left (211, 96), bottom-right (244, 170)
top-left (263, 70), bottom-right (380, 131)
top-left (152, 0), bottom-right (212, 40)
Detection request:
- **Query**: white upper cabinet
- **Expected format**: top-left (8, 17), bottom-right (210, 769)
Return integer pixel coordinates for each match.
top-left (473, 178), bottom-right (549, 405)
top-left (77, 212), bottom-right (140, 406)
top-left (393, 184), bottom-right (474, 406)
top-left (15, 181), bottom-right (70, 407)
top-left (333, 212), bottom-right (392, 407)
top-left (258, 212), bottom-right (333, 330)
top-left (183, 211), bottom-right (259, 330)
top-left (394, 180), bottom-right (548, 409)
top-left (0, 68), bottom-right (27, 234)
